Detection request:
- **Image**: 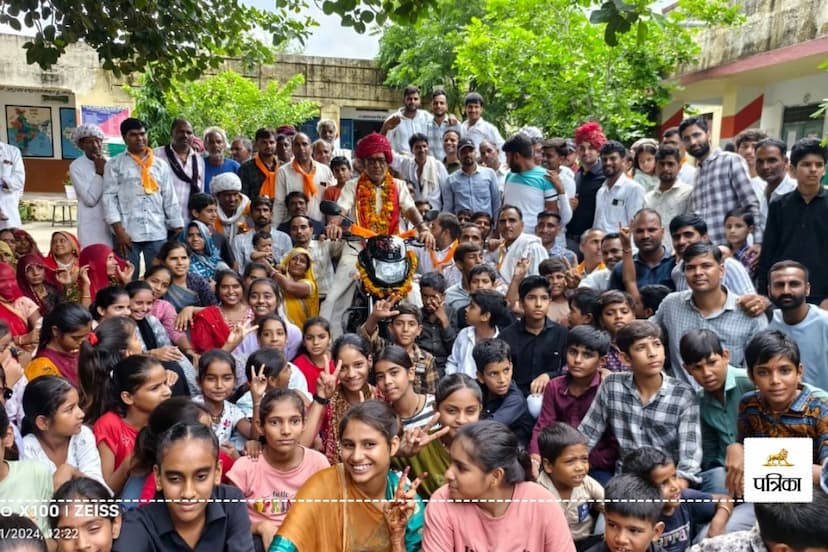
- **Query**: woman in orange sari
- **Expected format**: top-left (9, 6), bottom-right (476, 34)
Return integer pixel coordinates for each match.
top-left (270, 400), bottom-right (424, 552)
top-left (0, 262), bottom-right (41, 351)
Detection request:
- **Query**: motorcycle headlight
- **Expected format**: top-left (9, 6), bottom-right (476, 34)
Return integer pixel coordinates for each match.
top-left (372, 258), bottom-right (408, 285)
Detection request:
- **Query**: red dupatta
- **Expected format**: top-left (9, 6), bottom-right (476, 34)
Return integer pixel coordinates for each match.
top-left (0, 262), bottom-right (28, 336)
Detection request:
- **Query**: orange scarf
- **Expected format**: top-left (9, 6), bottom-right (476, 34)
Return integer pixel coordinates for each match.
top-left (254, 153), bottom-right (278, 199)
top-left (292, 159), bottom-right (318, 198)
top-left (128, 149), bottom-right (159, 194)
top-left (429, 240), bottom-right (458, 270)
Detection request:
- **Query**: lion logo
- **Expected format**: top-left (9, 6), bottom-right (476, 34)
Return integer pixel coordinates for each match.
top-left (763, 448), bottom-right (794, 467)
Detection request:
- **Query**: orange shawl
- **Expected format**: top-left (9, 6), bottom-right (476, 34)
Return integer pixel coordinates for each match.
top-left (292, 159), bottom-right (317, 198)
top-left (255, 153), bottom-right (278, 199)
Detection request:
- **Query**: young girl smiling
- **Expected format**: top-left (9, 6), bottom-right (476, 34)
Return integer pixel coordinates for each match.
top-left (292, 316), bottom-right (334, 395)
top-left (227, 389), bottom-right (328, 550)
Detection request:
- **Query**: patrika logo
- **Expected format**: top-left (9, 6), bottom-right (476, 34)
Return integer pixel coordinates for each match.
top-left (744, 438), bottom-right (812, 503)
top-left (762, 449), bottom-right (794, 467)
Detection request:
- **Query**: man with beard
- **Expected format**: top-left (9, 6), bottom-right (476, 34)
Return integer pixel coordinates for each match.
top-left (288, 214), bottom-right (338, 301)
top-left (426, 89), bottom-right (461, 161)
top-left (239, 127), bottom-right (279, 203)
top-left (487, 205), bottom-right (548, 288)
top-left (661, 127), bottom-right (697, 186)
top-left (154, 118), bottom-right (204, 223)
top-left (211, 172), bottom-right (250, 245)
top-left (754, 138), bottom-right (797, 221)
top-left (566, 122), bottom-right (607, 251)
top-left (274, 132), bottom-right (333, 225)
top-left (592, 141), bottom-right (645, 234)
top-left (502, 134), bottom-right (561, 233)
top-left (442, 137), bottom-right (501, 221)
top-left (391, 133), bottom-right (447, 210)
top-left (644, 146), bottom-right (692, 252)
top-left (232, 197), bottom-right (292, 271)
top-left (609, 209), bottom-right (675, 292)
top-left (767, 261), bottom-right (828, 391)
top-left (380, 85), bottom-right (432, 157)
top-left (679, 116), bottom-right (761, 247)
top-left (202, 127), bottom-right (239, 194)
top-left (652, 242), bottom-right (767, 389)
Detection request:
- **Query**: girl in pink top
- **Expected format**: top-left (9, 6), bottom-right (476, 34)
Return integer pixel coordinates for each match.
top-left (423, 420), bottom-right (576, 552)
top-left (227, 389), bottom-right (328, 550)
top-left (144, 265), bottom-right (196, 357)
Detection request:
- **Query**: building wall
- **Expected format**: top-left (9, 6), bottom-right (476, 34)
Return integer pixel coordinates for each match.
top-left (0, 33), bottom-right (399, 192)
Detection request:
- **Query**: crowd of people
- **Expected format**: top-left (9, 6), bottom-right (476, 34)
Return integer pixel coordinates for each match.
top-left (0, 83), bottom-right (827, 552)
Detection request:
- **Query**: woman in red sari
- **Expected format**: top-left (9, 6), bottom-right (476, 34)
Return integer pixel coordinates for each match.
top-left (78, 244), bottom-right (133, 306)
top-left (16, 254), bottom-right (62, 316)
top-left (0, 262), bottom-right (41, 351)
top-left (191, 270), bottom-right (257, 357)
top-left (11, 229), bottom-right (41, 258)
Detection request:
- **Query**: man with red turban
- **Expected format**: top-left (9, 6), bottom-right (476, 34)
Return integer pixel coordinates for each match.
top-left (322, 132), bottom-right (435, 338)
top-left (566, 121), bottom-right (608, 251)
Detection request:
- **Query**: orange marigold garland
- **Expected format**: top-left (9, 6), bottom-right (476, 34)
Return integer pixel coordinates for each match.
top-left (355, 171), bottom-right (400, 235)
top-left (356, 250), bottom-right (418, 299)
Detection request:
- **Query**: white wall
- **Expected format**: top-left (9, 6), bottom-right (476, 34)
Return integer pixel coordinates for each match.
top-left (760, 72), bottom-right (828, 138)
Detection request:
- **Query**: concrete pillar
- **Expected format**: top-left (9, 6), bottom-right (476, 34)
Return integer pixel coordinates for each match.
top-left (720, 85), bottom-right (764, 140)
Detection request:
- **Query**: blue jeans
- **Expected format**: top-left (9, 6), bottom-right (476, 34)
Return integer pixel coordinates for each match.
top-left (700, 467), bottom-right (727, 494)
top-left (127, 239), bottom-right (165, 278)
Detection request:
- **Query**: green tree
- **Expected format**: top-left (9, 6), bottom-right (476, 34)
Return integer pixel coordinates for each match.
top-left (377, 0), bottom-right (742, 140)
top-left (126, 70), bottom-right (319, 146)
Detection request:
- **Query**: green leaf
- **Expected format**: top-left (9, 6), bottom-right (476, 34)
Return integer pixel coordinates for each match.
top-left (636, 20), bottom-right (647, 44)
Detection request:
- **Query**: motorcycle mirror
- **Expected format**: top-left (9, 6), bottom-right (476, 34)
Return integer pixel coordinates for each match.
top-left (320, 200), bottom-right (342, 216)
top-left (423, 209), bottom-right (440, 222)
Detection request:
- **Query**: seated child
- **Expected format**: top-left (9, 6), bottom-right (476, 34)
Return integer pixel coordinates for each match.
top-left (595, 290), bottom-right (636, 372)
top-left (568, 288), bottom-right (600, 328)
top-left (50, 477), bottom-right (122, 552)
top-left (530, 325), bottom-right (618, 485)
top-left (736, 329), bottom-right (828, 490)
top-left (417, 272), bottom-right (457, 376)
top-left (584, 474), bottom-right (666, 552)
top-left (446, 289), bottom-right (509, 378)
top-left (455, 264), bottom-right (500, 330)
top-left (623, 447), bottom-right (731, 552)
top-left (539, 258), bottom-right (571, 326)
top-left (637, 285), bottom-right (671, 319)
top-left (472, 338), bottom-right (534, 446)
top-left (536, 423), bottom-right (604, 546)
top-left (679, 329), bottom-right (753, 495)
top-left (236, 347), bottom-right (310, 418)
top-left (689, 486), bottom-right (828, 551)
top-left (360, 301), bottom-right (438, 395)
top-left (578, 321), bottom-right (702, 486)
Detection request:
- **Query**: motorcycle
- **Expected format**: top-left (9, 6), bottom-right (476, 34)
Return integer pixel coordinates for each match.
top-left (320, 200), bottom-right (421, 334)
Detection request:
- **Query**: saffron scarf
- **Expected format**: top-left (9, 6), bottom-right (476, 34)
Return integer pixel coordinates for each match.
top-left (128, 149), bottom-right (160, 194)
top-left (291, 159), bottom-right (318, 198)
top-left (254, 153), bottom-right (278, 199)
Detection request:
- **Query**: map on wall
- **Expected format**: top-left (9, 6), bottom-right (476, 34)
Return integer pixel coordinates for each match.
top-left (6, 105), bottom-right (54, 157)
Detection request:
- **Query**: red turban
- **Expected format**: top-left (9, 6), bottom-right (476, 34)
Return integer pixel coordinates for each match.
top-left (574, 122), bottom-right (607, 150)
top-left (356, 132), bottom-right (393, 164)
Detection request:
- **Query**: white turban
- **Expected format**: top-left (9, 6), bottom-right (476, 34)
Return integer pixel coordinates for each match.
top-left (211, 172), bottom-right (242, 195)
top-left (71, 124), bottom-right (105, 146)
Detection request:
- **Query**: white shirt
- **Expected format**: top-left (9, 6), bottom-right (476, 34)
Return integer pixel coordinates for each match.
top-left (462, 118), bottom-right (505, 162)
top-left (22, 425), bottom-right (108, 490)
top-left (70, 155), bottom-right (113, 248)
top-left (593, 175), bottom-right (645, 233)
top-left (488, 233), bottom-right (548, 287)
top-left (385, 109), bottom-right (433, 156)
top-left (644, 182), bottom-right (693, 251)
top-left (154, 146), bottom-right (205, 224)
top-left (755, 173), bottom-right (796, 223)
top-left (678, 161), bottom-right (697, 186)
top-left (273, 160), bottom-right (334, 225)
top-left (0, 142), bottom-right (25, 229)
top-left (579, 267), bottom-right (612, 291)
top-left (445, 326), bottom-right (500, 378)
top-left (392, 156), bottom-right (447, 211)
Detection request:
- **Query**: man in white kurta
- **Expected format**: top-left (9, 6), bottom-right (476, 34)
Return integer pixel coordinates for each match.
top-left (488, 205), bottom-right (548, 287)
top-left (0, 141), bottom-right (25, 230)
top-left (69, 124), bottom-right (112, 247)
top-left (273, 132), bottom-right (332, 225)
